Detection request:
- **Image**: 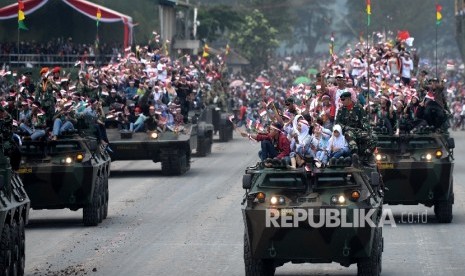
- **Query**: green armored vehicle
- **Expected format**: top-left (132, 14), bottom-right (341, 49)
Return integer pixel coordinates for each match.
top-left (18, 132), bottom-right (111, 226)
top-left (0, 150), bottom-right (30, 275)
top-left (106, 112), bottom-right (213, 175)
top-left (375, 127), bottom-right (454, 223)
top-left (242, 159), bottom-right (384, 275)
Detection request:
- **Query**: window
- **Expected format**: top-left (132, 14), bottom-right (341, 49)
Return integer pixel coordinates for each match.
top-left (259, 174), bottom-right (306, 189)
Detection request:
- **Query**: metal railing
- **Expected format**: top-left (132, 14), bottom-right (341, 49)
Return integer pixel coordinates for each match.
top-left (0, 54), bottom-right (118, 67)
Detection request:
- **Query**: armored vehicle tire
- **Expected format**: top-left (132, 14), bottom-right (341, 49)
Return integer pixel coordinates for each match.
top-left (17, 219), bottom-right (25, 276)
top-left (434, 189), bottom-right (454, 223)
top-left (10, 222), bottom-right (20, 276)
top-left (197, 136), bottom-right (212, 157)
top-left (161, 151), bottom-right (190, 176)
top-left (83, 177), bottom-right (103, 226)
top-left (0, 224), bottom-right (12, 275)
top-left (357, 227), bottom-right (382, 276)
top-left (219, 126), bottom-right (229, 142)
top-left (244, 233), bottom-right (276, 276)
top-left (103, 177), bottom-right (109, 219)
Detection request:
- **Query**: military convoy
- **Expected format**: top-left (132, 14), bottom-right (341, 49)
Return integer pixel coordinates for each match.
top-left (0, 149), bottom-right (30, 275)
top-left (242, 158), bottom-right (384, 275)
top-left (375, 127), bottom-right (454, 223)
top-left (17, 131), bottom-right (111, 226)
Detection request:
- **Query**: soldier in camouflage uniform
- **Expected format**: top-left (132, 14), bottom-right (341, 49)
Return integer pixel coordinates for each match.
top-left (335, 91), bottom-right (376, 161)
top-left (36, 68), bottom-right (58, 126)
top-left (0, 107), bottom-right (21, 170)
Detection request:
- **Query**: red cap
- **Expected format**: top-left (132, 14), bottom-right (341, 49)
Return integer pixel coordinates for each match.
top-left (52, 66), bottom-right (61, 74)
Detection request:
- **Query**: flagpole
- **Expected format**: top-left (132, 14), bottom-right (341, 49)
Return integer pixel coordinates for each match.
top-left (435, 21), bottom-right (438, 78)
top-left (366, 0), bottom-right (371, 121)
top-left (17, 27), bottom-right (20, 60)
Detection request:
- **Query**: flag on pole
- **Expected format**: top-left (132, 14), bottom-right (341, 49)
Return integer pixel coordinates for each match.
top-left (18, 0), bottom-right (28, 30)
top-left (96, 8), bottom-right (101, 27)
top-left (436, 4), bottom-right (442, 25)
top-left (366, 0), bottom-right (371, 26)
top-left (202, 44), bottom-right (210, 58)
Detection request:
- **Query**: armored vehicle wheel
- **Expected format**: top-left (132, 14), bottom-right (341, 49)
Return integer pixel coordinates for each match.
top-left (103, 177), bottom-right (109, 219)
top-left (0, 224), bottom-right (12, 275)
top-left (9, 222), bottom-right (20, 276)
top-left (197, 136), bottom-right (211, 157)
top-left (17, 219), bottom-right (25, 276)
top-left (227, 125), bottom-right (233, 140)
top-left (161, 150), bottom-right (189, 176)
top-left (244, 233), bottom-right (275, 276)
top-left (357, 227), bottom-right (382, 276)
top-left (434, 188), bottom-right (454, 223)
top-left (83, 177), bottom-right (102, 226)
top-left (219, 125), bottom-right (229, 142)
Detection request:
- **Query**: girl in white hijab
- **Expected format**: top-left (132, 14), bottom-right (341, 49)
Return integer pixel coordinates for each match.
top-left (319, 124), bottom-right (349, 166)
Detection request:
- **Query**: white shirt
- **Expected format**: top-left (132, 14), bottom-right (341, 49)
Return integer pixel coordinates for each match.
top-left (401, 57), bottom-right (414, 79)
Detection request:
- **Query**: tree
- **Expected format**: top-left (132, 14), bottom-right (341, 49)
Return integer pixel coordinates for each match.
top-left (230, 9), bottom-right (279, 73)
top-left (288, 1), bottom-right (336, 55)
top-left (197, 5), bottom-right (243, 42)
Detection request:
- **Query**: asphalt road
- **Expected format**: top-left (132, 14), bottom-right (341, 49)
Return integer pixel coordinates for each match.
top-left (24, 131), bottom-right (465, 276)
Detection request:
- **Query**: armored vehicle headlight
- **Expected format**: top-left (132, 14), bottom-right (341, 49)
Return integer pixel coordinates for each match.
top-left (338, 195), bottom-right (346, 204)
top-left (270, 196), bottom-right (278, 205)
top-left (351, 191), bottom-right (361, 201)
top-left (426, 153), bottom-right (432, 161)
top-left (256, 192), bottom-right (266, 203)
top-left (76, 153), bottom-right (84, 162)
top-left (65, 157), bottom-right (73, 164)
top-left (270, 196), bottom-right (285, 205)
top-left (331, 195), bottom-right (338, 204)
top-left (150, 132), bottom-right (158, 139)
top-left (435, 150), bottom-right (442, 158)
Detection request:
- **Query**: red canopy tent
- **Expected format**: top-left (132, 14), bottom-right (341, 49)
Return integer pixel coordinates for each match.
top-left (0, 0), bottom-right (134, 48)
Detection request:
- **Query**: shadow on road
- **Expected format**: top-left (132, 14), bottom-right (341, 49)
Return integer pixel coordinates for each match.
top-left (110, 168), bottom-right (202, 178)
top-left (26, 217), bottom-right (85, 229)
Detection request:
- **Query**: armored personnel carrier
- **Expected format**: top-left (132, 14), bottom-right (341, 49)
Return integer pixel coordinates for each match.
top-left (242, 158), bottom-right (384, 275)
top-left (18, 131), bottom-right (111, 226)
top-left (106, 111), bottom-right (213, 176)
top-left (375, 126), bottom-right (454, 223)
top-left (0, 149), bottom-right (30, 275)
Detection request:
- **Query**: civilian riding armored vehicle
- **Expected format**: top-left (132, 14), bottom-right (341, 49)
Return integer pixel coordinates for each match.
top-left (375, 126), bottom-right (454, 223)
top-left (17, 131), bottom-right (111, 226)
top-left (242, 158), bottom-right (384, 276)
top-left (106, 111), bottom-right (213, 175)
top-left (0, 150), bottom-right (30, 275)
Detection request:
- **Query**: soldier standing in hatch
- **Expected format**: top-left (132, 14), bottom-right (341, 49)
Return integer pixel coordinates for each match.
top-left (335, 91), bottom-right (375, 161)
